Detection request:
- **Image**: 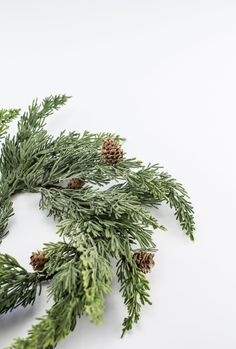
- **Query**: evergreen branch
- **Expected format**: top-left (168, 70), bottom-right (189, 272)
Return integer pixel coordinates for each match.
top-left (47, 223), bottom-right (113, 325)
top-left (120, 164), bottom-right (195, 240)
top-left (0, 254), bottom-right (42, 314)
top-left (40, 187), bottom-right (160, 253)
top-left (7, 296), bottom-right (82, 349)
top-left (48, 260), bottom-right (80, 301)
top-left (79, 247), bottom-right (112, 324)
top-left (0, 195), bottom-right (14, 243)
top-left (157, 171), bottom-right (195, 240)
top-left (0, 108), bottom-right (20, 140)
top-left (43, 241), bottom-right (78, 276)
top-left (7, 256), bottom-right (83, 349)
top-left (117, 251), bottom-right (152, 337)
top-left (17, 95), bottom-right (70, 142)
top-left (39, 186), bottom-right (164, 231)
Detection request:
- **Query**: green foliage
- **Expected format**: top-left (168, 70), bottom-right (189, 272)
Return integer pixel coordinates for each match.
top-left (17, 95), bottom-right (70, 142)
top-left (117, 255), bottom-right (152, 337)
top-left (0, 95), bottom-right (195, 349)
top-left (117, 165), bottom-right (195, 240)
top-left (79, 247), bottom-right (112, 324)
top-left (0, 254), bottom-right (41, 314)
top-left (7, 296), bottom-right (82, 349)
top-left (0, 195), bottom-right (14, 243)
top-left (0, 108), bottom-right (20, 140)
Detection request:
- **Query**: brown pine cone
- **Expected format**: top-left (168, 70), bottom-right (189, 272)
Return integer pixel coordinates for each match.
top-left (133, 251), bottom-right (155, 274)
top-left (30, 251), bottom-right (48, 271)
top-left (101, 138), bottom-right (124, 165)
top-left (67, 178), bottom-right (85, 190)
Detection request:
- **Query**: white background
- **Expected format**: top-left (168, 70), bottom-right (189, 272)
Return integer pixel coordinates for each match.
top-left (0, 1), bottom-right (236, 348)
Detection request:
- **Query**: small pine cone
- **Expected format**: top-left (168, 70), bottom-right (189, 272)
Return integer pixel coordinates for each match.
top-left (67, 178), bottom-right (85, 190)
top-left (30, 251), bottom-right (48, 271)
top-left (133, 251), bottom-right (155, 274)
top-left (101, 138), bottom-right (124, 165)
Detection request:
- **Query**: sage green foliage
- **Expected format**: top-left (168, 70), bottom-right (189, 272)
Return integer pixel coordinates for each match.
top-left (0, 254), bottom-right (42, 315)
top-left (0, 95), bottom-right (195, 349)
top-left (0, 108), bottom-right (20, 140)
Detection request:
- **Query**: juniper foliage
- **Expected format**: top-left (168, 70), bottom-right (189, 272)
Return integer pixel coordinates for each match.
top-left (0, 95), bottom-right (195, 349)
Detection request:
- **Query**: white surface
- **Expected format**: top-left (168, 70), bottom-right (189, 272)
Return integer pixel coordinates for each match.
top-left (0, 1), bottom-right (236, 348)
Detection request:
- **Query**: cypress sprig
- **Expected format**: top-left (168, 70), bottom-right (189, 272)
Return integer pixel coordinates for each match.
top-left (0, 108), bottom-right (20, 140)
top-left (0, 254), bottom-right (42, 315)
top-left (0, 95), bottom-right (195, 349)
